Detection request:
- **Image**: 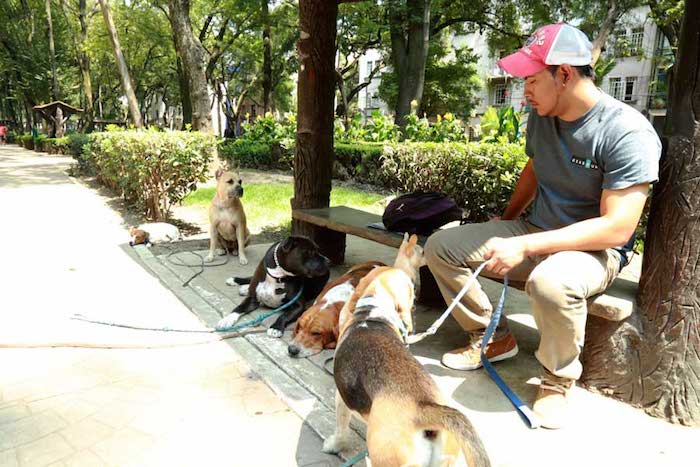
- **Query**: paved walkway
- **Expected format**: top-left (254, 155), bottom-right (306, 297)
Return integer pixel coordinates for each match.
top-left (0, 145), bottom-right (338, 466)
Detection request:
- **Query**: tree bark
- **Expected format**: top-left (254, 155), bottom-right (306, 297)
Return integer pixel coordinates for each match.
top-left (168, 0), bottom-right (212, 132)
top-left (389, 0), bottom-right (431, 130)
top-left (581, 4), bottom-right (700, 426)
top-left (261, 0), bottom-right (272, 114)
top-left (98, 0), bottom-right (143, 128)
top-left (45, 0), bottom-right (60, 101)
top-left (292, 0), bottom-right (345, 262)
top-left (176, 56), bottom-right (192, 127)
top-left (78, 0), bottom-right (94, 131)
top-left (589, 0), bottom-right (619, 67)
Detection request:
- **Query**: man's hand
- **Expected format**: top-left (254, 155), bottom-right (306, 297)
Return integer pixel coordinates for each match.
top-left (483, 236), bottom-right (528, 276)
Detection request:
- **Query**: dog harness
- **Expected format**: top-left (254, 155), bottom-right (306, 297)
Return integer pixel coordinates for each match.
top-left (256, 243), bottom-right (297, 309)
top-left (354, 294), bottom-right (410, 343)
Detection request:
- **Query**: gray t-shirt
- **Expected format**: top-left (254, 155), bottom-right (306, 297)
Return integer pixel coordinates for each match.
top-left (525, 91), bottom-right (661, 251)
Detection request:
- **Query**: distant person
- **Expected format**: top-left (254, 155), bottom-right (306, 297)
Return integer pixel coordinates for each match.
top-left (0, 124), bottom-right (7, 144)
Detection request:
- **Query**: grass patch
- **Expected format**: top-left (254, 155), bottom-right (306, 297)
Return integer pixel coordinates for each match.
top-left (183, 183), bottom-right (386, 233)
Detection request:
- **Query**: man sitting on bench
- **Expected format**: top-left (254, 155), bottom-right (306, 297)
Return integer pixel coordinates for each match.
top-left (424, 23), bottom-right (660, 429)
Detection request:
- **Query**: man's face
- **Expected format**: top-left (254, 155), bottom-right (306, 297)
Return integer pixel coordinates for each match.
top-left (524, 68), bottom-right (561, 117)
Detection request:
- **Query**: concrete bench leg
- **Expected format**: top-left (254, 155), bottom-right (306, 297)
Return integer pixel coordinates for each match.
top-left (319, 228), bottom-right (347, 265)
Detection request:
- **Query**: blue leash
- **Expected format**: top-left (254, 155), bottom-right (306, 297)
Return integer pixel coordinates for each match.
top-left (480, 274), bottom-right (541, 429)
top-left (71, 287), bottom-right (304, 333)
top-left (340, 450), bottom-right (368, 467)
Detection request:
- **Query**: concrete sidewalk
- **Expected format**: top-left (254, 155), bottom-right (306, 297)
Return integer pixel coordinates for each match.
top-left (0, 145), bottom-right (338, 467)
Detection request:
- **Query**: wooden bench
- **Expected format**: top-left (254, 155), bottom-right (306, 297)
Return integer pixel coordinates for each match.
top-left (292, 206), bottom-right (637, 322)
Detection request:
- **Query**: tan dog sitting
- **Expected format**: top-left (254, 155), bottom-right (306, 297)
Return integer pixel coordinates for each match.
top-left (206, 168), bottom-right (250, 265)
top-left (324, 233), bottom-right (491, 467)
top-left (288, 261), bottom-right (385, 358)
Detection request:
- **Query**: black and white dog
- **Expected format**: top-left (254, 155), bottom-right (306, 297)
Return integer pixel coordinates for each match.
top-left (217, 236), bottom-right (330, 336)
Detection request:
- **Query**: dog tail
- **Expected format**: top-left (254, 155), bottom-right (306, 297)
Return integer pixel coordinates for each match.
top-left (416, 401), bottom-right (491, 467)
top-left (233, 276), bottom-right (252, 285)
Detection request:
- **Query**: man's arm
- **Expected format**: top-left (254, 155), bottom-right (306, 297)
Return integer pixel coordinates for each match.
top-left (501, 159), bottom-right (537, 220)
top-left (484, 183), bottom-right (649, 275)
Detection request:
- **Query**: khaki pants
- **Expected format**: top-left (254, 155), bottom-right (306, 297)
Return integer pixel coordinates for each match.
top-left (424, 219), bottom-right (621, 380)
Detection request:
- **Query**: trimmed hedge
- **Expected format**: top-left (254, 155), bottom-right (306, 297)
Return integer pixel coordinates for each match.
top-left (85, 130), bottom-right (216, 220)
top-left (219, 138), bottom-right (294, 169)
top-left (220, 137), bottom-right (526, 222)
top-left (379, 142), bottom-right (527, 222)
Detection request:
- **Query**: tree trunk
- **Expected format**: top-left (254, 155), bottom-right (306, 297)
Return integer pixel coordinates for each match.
top-left (98, 0), bottom-right (143, 128)
top-left (78, 0), bottom-right (94, 131)
top-left (291, 0), bottom-right (345, 262)
top-left (45, 0), bottom-right (60, 101)
top-left (581, 5), bottom-right (700, 426)
top-left (176, 57), bottom-right (192, 127)
top-left (261, 0), bottom-right (272, 114)
top-left (389, 0), bottom-right (431, 130)
top-left (590, 0), bottom-right (620, 67)
top-left (168, 0), bottom-right (212, 132)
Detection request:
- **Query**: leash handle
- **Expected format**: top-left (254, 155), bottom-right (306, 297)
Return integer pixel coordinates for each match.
top-left (480, 274), bottom-right (541, 429)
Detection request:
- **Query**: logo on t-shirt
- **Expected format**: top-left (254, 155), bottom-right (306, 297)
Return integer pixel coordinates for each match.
top-left (570, 156), bottom-right (599, 170)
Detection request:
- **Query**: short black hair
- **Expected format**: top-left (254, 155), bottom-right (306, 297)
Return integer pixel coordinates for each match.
top-left (547, 64), bottom-right (596, 81)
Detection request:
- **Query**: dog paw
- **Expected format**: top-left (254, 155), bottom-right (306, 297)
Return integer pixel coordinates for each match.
top-left (322, 435), bottom-right (348, 454)
top-left (238, 284), bottom-right (249, 296)
top-left (215, 313), bottom-right (241, 331)
top-left (205, 253), bottom-right (215, 263)
top-left (267, 328), bottom-right (283, 338)
top-left (225, 277), bottom-right (236, 286)
top-left (217, 248), bottom-right (227, 256)
top-left (238, 256), bottom-right (248, 266)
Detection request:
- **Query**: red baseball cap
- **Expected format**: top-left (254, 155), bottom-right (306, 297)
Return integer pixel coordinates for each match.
top-left (498, 23), bottom-right (593, 78)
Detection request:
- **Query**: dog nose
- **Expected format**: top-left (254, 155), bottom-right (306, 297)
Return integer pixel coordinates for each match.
top-left (288, 345), bottom-right (300, 357)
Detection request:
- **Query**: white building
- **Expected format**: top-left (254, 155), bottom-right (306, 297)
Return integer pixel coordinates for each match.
top-left (357, 6), bottom-right (670, 134)
top-left (357, 48), bottom-right (391, 118)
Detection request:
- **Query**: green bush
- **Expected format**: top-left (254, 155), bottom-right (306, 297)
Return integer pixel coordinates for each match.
top-left (379, 142), bottom-right (527, 222)
top-left (219, 138), bottom-right (294, 169)
top-left (35, 134), bottom-right (48, 152)
top-left (6, 131), bottom-right (17, 144)
top-left (334, 142), bottom-right (385, 181)
top-left (67, 133), bottom-right (92, 172)
top-left (19, 133), bottom-right (34, 150)
top-left (86, 129), bottom-right (216, 220)
top-left (43, 137), bottom-right (71, 154)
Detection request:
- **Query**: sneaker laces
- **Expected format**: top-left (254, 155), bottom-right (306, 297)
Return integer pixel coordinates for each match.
top-left (540, 369), bottom-right (574, 395)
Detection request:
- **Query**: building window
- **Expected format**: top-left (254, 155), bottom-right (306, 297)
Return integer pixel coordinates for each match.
top-left (608, 77), bottom-right (623, 100)
top-left (629, 27), bottom-right (644, 53)
top-left (624, 77), bottom-right (637, 101)
top-left (371, 93), bottom-right (381, 108)
top-left (492, 83), bottom-right (507, 106)
top-left (365, 61), bottom-right (374, 82)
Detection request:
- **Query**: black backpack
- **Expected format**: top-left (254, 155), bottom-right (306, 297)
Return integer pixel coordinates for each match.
top-left (382, 192), bottom-right (464, 235)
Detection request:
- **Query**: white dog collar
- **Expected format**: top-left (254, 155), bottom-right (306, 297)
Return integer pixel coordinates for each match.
top-left (266, 243), bottom-right (295, 281)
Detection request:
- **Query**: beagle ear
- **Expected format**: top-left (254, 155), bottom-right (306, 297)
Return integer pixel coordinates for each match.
top-left (215, 167), bottom-right (225, 180)
top-left (324, 339), bottom-right (337, 350)
top-left (332, 321), bottom-right (340, 343)
top-left (292, 319), bottom-right (300, 337)
top-left (129, 226), bottom-right (137, 235)
top-left (408, 234), bottom-right (418, 247)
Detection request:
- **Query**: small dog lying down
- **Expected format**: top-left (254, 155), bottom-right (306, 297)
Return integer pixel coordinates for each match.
top-left (323, 233), bottom-right (491, 467)
top-left (129, 223), bottom-right (182, 246)
top-left (288, 261), bottom-right (385, 358)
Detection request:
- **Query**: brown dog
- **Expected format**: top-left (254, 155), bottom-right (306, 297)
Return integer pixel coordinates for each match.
top-left (323, 233), bottom-right (491, 467)
top-left (206, 168), bottom-right (250, 265)
top-left (288, 261), bottom-right (385, 358)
